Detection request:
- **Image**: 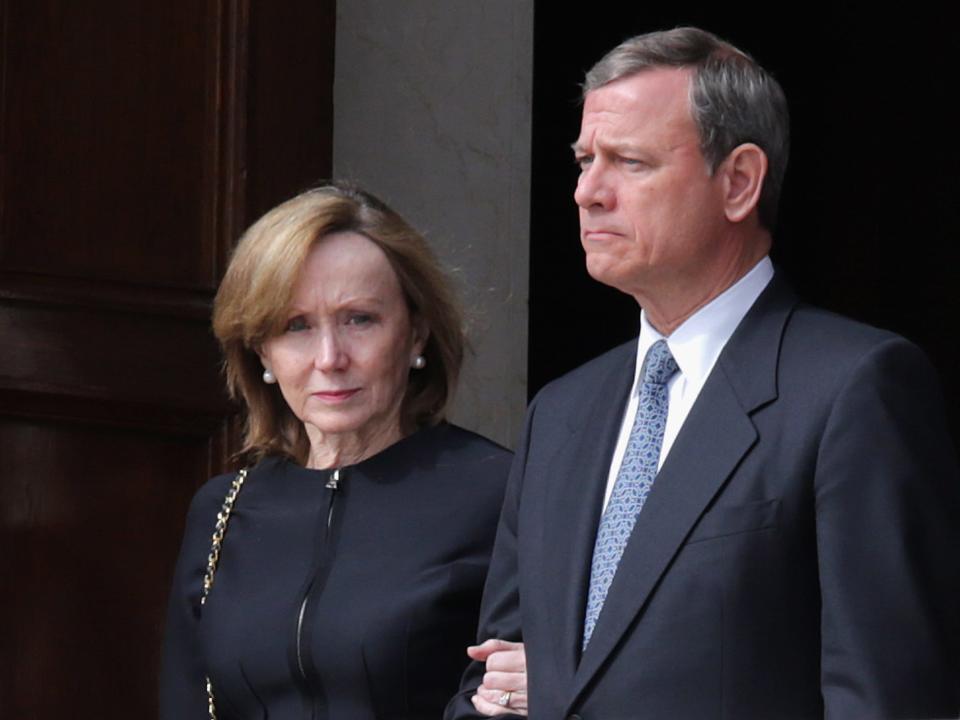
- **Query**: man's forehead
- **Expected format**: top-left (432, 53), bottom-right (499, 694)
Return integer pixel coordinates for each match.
top-left (574, 67), bottom-right (696, 148)
top-left (583, 66), bottom-right (693, 115)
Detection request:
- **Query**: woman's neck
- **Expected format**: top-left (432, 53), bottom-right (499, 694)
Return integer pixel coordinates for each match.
top-left (303, 420), bottom-right (405, 469)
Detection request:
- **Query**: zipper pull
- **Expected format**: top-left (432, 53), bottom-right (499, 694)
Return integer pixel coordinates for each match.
top-left (325, 468), bottom-right (341, 490)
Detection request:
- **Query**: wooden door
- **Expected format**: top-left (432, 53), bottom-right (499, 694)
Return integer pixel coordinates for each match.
top-left (0, 1), bottom-right (334, 716)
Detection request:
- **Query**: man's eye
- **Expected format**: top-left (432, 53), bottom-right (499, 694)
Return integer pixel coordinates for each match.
top-left (285, 316), bottom-right (308, 332)
top-left (575, 155), bottom-right (593, 169)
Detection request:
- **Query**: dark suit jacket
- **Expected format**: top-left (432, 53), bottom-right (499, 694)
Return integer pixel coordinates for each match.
top-left (448, 277), bottom-right (960, 719)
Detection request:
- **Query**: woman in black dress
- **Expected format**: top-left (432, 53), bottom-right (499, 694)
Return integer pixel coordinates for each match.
top-left (160, 183), bottom-right (525, 719)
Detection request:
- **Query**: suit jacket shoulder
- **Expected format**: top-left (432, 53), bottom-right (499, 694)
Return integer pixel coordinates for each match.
top-left (532, 339), bottom-right (637, 422)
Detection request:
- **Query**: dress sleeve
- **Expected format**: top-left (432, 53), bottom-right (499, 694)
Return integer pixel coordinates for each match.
top-left (815, 337), bottom-right (960, 717)
top-left (158, 477), bottom-right (231, 720)
top-left (445, 400), bottom-right (538, 720)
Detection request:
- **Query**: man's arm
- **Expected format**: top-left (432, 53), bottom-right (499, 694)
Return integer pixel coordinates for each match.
top-left (445, 397), bottom-right (540, 720)
top-left (815, 337), bottom-right (960, 717)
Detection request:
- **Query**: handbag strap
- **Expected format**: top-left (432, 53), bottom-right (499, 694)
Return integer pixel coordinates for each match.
top-left (200, 467), bottom-right (248, 719)
top-left (202, 467), bottom-right (248, 604)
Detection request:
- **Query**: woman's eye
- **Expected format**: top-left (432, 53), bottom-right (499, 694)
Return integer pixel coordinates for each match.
top-left (285, 316), bottom-right (308, 332)
top-left (347, 313), bottom-right (375, 327)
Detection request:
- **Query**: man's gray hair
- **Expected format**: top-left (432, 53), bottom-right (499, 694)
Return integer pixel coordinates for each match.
top-left (584, 27), bottom-right (790, 229)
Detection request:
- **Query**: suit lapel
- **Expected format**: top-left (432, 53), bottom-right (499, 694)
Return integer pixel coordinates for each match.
top-left (565, 276), bottom-right (798, 711)
top-left (535, 342), bottom-right (637, 685)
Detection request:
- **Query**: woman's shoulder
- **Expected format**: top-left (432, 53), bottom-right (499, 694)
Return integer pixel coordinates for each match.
top-left (186, 468), bottom-right (247, 518)
top-left (393, 424), bottom-right (512, 531)
top-left (361, 422), bottom-right (512, 495)
top-left (429, 422), bottom-right (513, 460)
top-left (397, 422), bottom-right (513, 478)
top-left (173, 470), bottom-right (242, 558)
top-left (172, 460), bottom-right (281, 579)
top-left (180, 458), bottom-right (282, 537)
top-left (410, 423), bottom-right (512, 497)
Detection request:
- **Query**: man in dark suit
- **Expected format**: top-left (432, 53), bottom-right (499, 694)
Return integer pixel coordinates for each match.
top-left (448, 27), bottom-right (960, 720)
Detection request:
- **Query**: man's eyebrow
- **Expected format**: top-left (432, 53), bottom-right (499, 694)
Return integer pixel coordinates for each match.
top-left (571, 140), bottom-right (646, 156)
top-left (605, 140), bottom-right (648, 155)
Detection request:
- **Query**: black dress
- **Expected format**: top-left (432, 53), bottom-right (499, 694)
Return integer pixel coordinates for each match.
top-left (160, 423), bottom-right (512, 719)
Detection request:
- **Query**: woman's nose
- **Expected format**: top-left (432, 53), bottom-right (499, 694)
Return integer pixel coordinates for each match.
top-left (313, 328), bottom-right (348, 371)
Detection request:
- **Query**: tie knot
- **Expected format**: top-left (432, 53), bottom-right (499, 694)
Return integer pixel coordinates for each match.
top-left (641, 339), bottom-right (678, 386)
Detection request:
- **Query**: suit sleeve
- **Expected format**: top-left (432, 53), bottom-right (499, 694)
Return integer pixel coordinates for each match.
top-left (815, 337), bottom-right (960, 718)
top-left (158, 478), bottom-right (230, 720)
top-left (445, 398), bottom-right (539, 720)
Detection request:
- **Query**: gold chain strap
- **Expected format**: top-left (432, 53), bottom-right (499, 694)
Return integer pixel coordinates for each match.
top-left (200, 467), bottom-right (248, 720)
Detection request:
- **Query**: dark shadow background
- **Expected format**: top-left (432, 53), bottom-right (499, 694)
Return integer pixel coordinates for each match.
top-left (529, 3), bottom-right (959, 439)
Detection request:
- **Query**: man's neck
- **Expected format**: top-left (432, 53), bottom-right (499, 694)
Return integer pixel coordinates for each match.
top-left (639, 234), bottom-right (771, 336)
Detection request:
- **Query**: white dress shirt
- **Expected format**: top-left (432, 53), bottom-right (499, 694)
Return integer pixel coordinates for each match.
top-left (601, 257), bottom-right (775, 511)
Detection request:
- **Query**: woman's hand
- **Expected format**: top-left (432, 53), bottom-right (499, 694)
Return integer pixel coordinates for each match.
top-left (467, 639), bottom-right (528, 716)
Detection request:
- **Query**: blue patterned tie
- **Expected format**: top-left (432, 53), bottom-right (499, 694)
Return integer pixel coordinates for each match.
top-left (582, 339), bottom-right (678, 649)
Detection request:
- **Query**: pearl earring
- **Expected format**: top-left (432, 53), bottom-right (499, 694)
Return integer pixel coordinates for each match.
top-left (411, 355), bottom-right (426, 370)
top-left (262, 369), bottom-right (277, 384)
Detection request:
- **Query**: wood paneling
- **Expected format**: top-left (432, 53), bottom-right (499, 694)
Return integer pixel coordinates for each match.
top-left (0, 0), bottom-right (334, 716)
top-left (0, 419), bottom-right (214, 716)
top-left (1, 2), bottom-right (225, 288)
top-left (0, 302), bottom-right (225, 413)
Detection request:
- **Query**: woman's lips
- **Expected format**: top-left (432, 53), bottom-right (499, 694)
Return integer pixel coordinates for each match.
top-left (312, 389), bottom-right (360, 403)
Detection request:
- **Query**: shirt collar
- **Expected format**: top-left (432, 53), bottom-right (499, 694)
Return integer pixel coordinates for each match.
top-left (633, 257), bottom-right (775, 393)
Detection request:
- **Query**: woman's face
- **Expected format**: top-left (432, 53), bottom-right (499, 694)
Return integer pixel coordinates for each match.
top-left (259, 231), bottom-right (425, 452)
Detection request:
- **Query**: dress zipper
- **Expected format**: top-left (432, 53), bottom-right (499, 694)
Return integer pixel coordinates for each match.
top-left (295, 468), bottom-right (341, 682)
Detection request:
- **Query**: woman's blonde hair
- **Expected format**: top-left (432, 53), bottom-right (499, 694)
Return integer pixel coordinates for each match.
top-left (212, 182), bottom-right (464, 464)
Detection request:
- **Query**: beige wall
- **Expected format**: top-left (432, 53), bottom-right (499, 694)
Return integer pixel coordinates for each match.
top-left (333, 0), bottom-right (533, 448)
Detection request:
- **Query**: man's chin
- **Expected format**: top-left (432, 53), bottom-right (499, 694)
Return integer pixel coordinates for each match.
top-left (585, 257), bottom-right (639, 296)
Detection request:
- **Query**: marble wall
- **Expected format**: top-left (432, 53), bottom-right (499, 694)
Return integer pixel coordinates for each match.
top-left (333, 1), bottom-right (533, 448)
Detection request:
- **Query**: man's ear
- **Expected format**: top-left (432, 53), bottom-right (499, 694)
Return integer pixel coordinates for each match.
top-left (720, 143), bottom-right (767, 223)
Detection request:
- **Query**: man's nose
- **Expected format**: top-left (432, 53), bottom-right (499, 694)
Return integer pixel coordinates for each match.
top-left (574, 163), bottom-right (615, 210)
top-left (313, 328), bottom-right (348, 371)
